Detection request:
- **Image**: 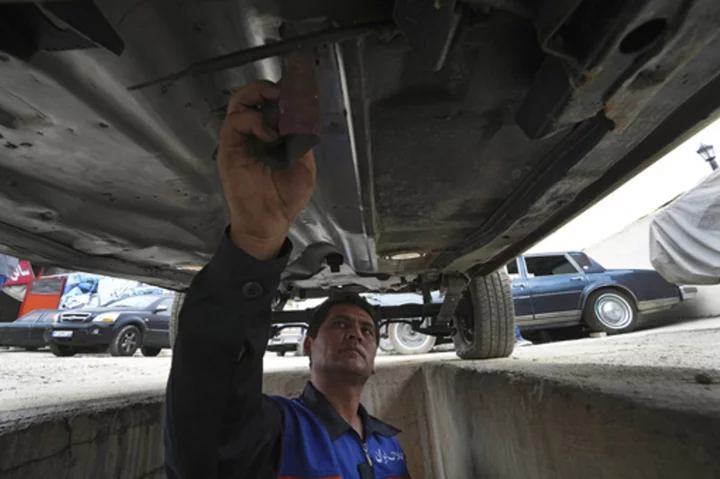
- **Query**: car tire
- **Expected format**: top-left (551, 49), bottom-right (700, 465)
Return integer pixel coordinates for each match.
top-left (277, 350), bottom-right (286, 357)
top-left (141, 347), bottom-right (162, 357)
top-left (584, 289), bottom-right (637, 334)
top-left (169, 292), bottom-right (185, 348)
top-left (109, 325), bottom-right (141, 357)
top-left (452, 270), bottom-right (515, 360)
top-left (388, 321), bottom-right (436, 355)
top-left (50, 343), bottom-right (76, 357)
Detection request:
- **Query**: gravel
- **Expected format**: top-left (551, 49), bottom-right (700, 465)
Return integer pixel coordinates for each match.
top-left (1, 316), bottom-right (718, 417)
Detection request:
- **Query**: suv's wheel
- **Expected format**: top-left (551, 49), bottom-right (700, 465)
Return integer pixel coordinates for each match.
top-left (50, 343), bottom-right (76, 357)
top-left (141, 347), bottom-right (162, 357)
top-left (109, 325), bottom-right (141, 357)
top-left (169, 292), bottom-right (185, 348)
top-left (452, 270), bottom-right (515, 360)
top-left (584, 289), bottom-right (637, 334)
top-left (388, 321), bottom-right (436, 355)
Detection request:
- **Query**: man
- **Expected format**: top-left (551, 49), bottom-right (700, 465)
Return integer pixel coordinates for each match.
top-left (164, 80), bottom-right (410, 479)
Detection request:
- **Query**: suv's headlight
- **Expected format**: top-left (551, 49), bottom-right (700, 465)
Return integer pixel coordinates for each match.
top-left (92, 312), bottom-right (121, 323)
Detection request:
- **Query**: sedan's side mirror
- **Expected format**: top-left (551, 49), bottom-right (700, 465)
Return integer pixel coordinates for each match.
top-left (154, 305), bottom-right (169, 314)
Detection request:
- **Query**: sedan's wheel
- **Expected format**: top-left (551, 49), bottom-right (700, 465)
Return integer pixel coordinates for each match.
top-left (50, 343), bottom-right (76, 357)
top-left (388, 321), bottom-right (436, 355)
top-left (109, 325), bottom-right (141, 357)
top-left (452, 270), bottom-right (515, 360)
top-left (141, 347), bottom-right (162, 357)
top-left (584, 290), bottom-right (637, 334)
top-left (169, 292), bottom-right (186, 348)
top-left (277, 350), bottom-right (286, 357)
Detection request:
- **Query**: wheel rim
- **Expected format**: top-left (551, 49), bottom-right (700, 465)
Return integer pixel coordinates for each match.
top-left (394, 322), bottom-right (431, 349)
top-left (120, 330), bottom-right (138, 354)
top-left (594, 293), bottom-right (633, 329)
top-left (456, 312), bottom-right (474, 343)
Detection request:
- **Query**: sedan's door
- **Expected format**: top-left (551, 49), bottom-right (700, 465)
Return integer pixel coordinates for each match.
top-left (3, 310), bottom-right (43, 347)
top-left (506, 258), bottom-right (533, 327)
top-left (524, 254), bottom-right (589, 326)
top-left (144, 297), bottom-right (173, 347)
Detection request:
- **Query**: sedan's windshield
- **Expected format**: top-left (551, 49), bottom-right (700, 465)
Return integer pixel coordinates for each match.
top-left (104, 295), bottom-right (162, 309)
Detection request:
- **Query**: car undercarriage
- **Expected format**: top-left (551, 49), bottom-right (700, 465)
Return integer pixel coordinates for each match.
top-left (2, 0), bottom-right (720, 357)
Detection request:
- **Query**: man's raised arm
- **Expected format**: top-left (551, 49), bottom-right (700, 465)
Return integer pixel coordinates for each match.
top-left (164, 80), bottom-right (317, 478)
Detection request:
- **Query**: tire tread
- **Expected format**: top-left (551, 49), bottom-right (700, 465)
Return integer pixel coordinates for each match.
top-left (453, 270), bottom-right (515, 360)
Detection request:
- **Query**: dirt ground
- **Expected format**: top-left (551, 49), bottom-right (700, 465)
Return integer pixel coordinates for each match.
top-left (1, 316), bottom-right (718, 418)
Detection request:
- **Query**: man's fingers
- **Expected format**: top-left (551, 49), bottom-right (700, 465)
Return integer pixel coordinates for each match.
top-left (222, 109), bottom-right (278, 143)
top-left (226, 80), bottom-right (280, 114)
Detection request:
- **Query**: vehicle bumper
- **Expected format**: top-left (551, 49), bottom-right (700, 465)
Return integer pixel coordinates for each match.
top-left (680, 286), bottom-right (698, 301)
top-left (48, 323), bottom-right (115, 347)
top-left (267, 343), bottom-right (298, 353)
top-left (267, 334), bottom-right (302, 352)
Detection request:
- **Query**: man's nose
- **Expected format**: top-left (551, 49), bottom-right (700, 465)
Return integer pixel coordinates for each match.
top-left (345, 323), bottom-right (363, 341)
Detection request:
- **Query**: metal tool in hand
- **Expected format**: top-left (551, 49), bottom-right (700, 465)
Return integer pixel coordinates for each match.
top-left (250, 49), bottom-right (323, 170)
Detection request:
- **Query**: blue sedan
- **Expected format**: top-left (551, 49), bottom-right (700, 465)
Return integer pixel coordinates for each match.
top-left (507, 252), bottom-right (696, 334)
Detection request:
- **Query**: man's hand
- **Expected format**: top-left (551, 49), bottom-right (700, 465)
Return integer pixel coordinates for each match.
top-left (218, 80), bottom-right (316, 260)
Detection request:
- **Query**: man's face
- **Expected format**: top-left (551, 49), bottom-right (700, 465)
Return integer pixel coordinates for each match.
top-left (305, 304), bottom-right (377, 381)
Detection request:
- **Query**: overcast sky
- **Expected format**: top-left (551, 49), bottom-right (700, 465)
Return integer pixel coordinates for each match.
top-left (527, 117), bottom-right (720, 253)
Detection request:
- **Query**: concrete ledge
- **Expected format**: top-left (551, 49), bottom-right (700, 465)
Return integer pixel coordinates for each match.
top-left (1, 360), bottom-right (719, 478)
top-left (0, 395), bottom-right (165, 479)
top-left (417, 362), bottom-right (720, 478)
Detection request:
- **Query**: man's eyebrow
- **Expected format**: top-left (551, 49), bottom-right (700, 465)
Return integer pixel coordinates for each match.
top-left (330, 314), bottom-right (374, 327)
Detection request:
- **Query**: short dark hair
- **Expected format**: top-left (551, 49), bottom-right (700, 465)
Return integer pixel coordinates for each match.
top-left (307, 292), bottom-right (379, 344)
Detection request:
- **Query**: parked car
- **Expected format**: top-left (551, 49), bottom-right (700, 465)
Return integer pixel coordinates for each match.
top-left (0, 309), bottom-right (61, 350)
top-left (48, 294), bottom-right (174, 357)
top-left (507, 252), bottom-right (697, 334)
top-left (267, 324), bottom-right (307, 357)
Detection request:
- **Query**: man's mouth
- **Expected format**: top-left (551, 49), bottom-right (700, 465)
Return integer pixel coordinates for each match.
top-left (339, 348), bottom-right (365, 359)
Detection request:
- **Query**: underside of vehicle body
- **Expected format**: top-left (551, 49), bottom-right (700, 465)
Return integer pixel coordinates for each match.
top-left (2, 0), bottom-right (720, 358)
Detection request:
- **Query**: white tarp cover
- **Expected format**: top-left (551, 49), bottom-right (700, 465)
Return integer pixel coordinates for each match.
top-left (650, 168), bottom-right (720, 284)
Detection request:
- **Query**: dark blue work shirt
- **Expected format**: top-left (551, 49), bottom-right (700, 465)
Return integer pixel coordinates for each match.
top-left (274, 382), bottom-right (409, 479)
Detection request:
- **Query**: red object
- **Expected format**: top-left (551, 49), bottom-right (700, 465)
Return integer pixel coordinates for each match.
top-left (18, 276), bottom-right (67, 317)
top-left (4, 260), bottom-right (34, 286)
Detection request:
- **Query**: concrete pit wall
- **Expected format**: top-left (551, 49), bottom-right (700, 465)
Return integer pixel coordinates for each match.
top-left (2, 361), bottom-right (719, 478)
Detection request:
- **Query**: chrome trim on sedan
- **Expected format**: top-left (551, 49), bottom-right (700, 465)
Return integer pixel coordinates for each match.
top-left (637, 297), bottom-right (680, 313)
top-left (515, 310), bottom-right (583, 326)
top-left (530, 291), bottom-right (580, 298)
top-left (534, 310), bottom-right (583, 321)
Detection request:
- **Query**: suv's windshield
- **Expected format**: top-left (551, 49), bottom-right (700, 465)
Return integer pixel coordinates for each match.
top-left (104, 295), bottom-right (162, 309)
